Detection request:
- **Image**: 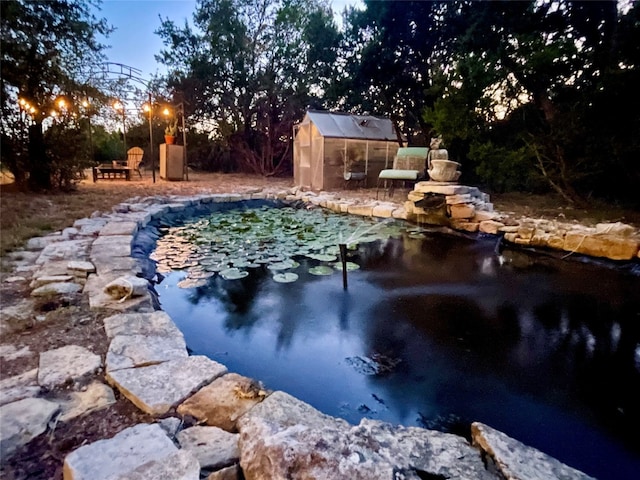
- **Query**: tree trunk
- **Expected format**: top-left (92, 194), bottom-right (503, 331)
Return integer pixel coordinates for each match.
top-left (27, 122), bottom-right (51, 191)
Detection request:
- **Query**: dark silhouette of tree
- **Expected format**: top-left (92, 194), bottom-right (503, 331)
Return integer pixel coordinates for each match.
top-left (0, 0), bottom-right (110, 190)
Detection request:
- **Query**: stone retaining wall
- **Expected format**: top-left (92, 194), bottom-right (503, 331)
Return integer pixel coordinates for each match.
top-left (3, 185), bottom-right (627, 479)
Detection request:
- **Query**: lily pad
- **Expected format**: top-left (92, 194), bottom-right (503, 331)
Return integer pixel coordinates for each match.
top-left (309, 265), bottom-right (334, 276)
top-left (307, 253), bottom-right (338, 262)
top-left (220, 268), bottom-right (249, 280)
top-left (331, 261), bottom-right (360, 271)
top-left (273, 272), bottom-right (299, 283)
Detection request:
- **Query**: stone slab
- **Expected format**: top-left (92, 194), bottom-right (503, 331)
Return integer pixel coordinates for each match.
top-left (347, 204), bottom-right (374, 217)
top-left (99, 221), bottom-right (139, 236)
top-left (414, 182), bottom-right (474, 195)
top-left (31, 281), bottom-right (83, 297)
top-left (30, 275), bottom-right (74, 289)
top-left (0, 397), bottom-right (60, 457)
top-left (103, 311), bottom-right (182, 339)
top-left (35, 239), bottom-right (93, 264)
top-left (107, 356), bottom-right (228, 415)
top-left (58, 381), bottom-right (116, 422)
top-left (471, 422), bottom-right (595, 480)
top-left (0, 369), bottom-right (40, 406)
top-left (237, 391), bottom-right (494, 480)
top-left (113, 449), bottom-right (200, 480)
top-left (479, 220), bottom-right (506, 235)
top-left (449, 203), bottom-right (476, 219)
top-left (62, 423), bottom-right (181, 480)
top-left (372, 204), bottom-right (395, 218)
top-left (38, 345), bottom-right (102, 389)
top-left (177, 425), bottom-right (239, 470)
top-left (67, 260), bottom-right (96, 275)
top-left (178, 373), bottom-right (270, 432)
top-left (106, 334), bottom-right (188, 372)
top-left (563, 231), bottom-right (639, 261)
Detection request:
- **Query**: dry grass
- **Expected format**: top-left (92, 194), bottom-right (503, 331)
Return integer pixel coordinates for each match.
top-left (2, 168), bottom-right (638, 260)
top-left (0, 170), bottom-right (293, 258)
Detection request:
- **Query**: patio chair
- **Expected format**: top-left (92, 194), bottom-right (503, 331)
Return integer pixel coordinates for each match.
top-left (376, 147), bottom-right (428, 198)
top-left (126, 147), bottom-right (144, 178)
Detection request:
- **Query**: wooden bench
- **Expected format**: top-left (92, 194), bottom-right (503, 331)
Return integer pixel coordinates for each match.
top-left (376, 147), bottom-right (428, 198)
top-left (92, 163), bottom-right (132, 181)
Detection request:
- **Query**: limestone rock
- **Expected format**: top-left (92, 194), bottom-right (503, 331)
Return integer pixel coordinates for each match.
top-left (207, 464), bottom-right (241, 480)
top-left (372, 204), bottom-right (395, 218)
top-left (30, 274), bottom-right (74, 289)
top-left (0, 369), bottom-right (40, 406)
top-left (99, 221), bottom-right (139, 236)
top-left (595, 222), bottom-right (636, 237)
top-left (563, 231), bottom-right (639, 260)
top-left (31, 281), bottom-right (82, 297)
top-left (35, 239), bottom-right (92, 264)
top-left (67, 260), bottom-right (96, 276)
top-left (157, 417), bottom-right (183, 438)
top-left (112, 449), bottom-right (200, 480)
top-left (178, 373), bottom-right (270, 432)
top-left (0, 397), bottom-right (60, 457)
top-left (177, 425), bottom-right (239, 470)
top-left (62, 423), bottom-right (194, 480)
top-left (0, 344), bottom-right (32, 361)
top-left (414, 182), bottom-right (473, 195)
top-left (449, 203), bottom-right (476, 219)
top-left (38, 345), bottom-right (102, 389)
top-left (0, 299), bottom-right (37, 334)
top-left (347, 204), bottom-right (374, 217)
top-left (106, 334), bottom-right (187, 372)
top-left (103, 311), bottom-right (183, 339)
top-left (58, 381), bottom-right (116, 422)
top-left (472, 422), bottom-right (595, 480)
top-left (480, 220), bottom-right (506, 235)
top-left (107, 355), bottom-right (227, 415)
top-left (237, 392), bottom-right (494, 480)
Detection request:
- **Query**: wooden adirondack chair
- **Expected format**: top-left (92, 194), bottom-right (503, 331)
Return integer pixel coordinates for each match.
top-left (127, 147), bottom-right (144, 178)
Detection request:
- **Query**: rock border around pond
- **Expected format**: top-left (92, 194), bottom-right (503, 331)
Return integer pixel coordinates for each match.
top-left (2, 184), bottom-right (629, 479)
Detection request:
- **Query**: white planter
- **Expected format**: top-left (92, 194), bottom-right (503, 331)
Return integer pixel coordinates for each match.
top-left (428, 159), bottom-right (461, 182)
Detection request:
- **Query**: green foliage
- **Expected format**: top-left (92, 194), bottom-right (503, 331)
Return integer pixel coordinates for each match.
top-left (469, 141), bottom-right (540, 193)
top-left (0, 0), bottom-right (110, 190)
top-left (43, 120), bottom-right (94, 190)
top-left (156, 0), bottom-right (340, 176)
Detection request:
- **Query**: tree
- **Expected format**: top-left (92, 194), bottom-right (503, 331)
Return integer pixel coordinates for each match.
top-left (328, 1), bottom-right (448, 144)
top-left (424, 0), bottom-right (640, 204)
top-left (0, 0), bottom-right (110, 190)
top-left (156, 0), bottom-right (340, 176)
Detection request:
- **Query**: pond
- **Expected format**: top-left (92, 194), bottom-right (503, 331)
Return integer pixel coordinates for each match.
top-left (143, 201), bottom-right (640, 480)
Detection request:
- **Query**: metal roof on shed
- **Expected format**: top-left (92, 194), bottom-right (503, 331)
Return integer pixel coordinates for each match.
top-left (302, 110), bottom-right (399, 141)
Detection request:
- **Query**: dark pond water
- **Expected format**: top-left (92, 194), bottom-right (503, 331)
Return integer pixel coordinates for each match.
top-left (152, 211), bottom-right (640, 480)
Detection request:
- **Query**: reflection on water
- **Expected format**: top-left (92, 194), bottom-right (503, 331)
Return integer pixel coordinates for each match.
top-left (157, 233), bottom-right (640, 480)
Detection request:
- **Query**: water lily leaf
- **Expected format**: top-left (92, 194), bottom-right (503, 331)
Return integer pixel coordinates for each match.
top-left (309, 265), bottom-right (334, 276)
top-left (307, 253), bottom-right (338, 262)
top-left (267, 259), bottom-right (297, 270)
top-left (331, 261), bottom-right (360, 271)
top-left (273, 272), bottom-right (299, 283)
top-left (220, 268), bottom-right (249, 280)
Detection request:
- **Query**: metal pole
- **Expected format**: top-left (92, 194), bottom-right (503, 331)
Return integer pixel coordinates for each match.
top-left (148, 92), bottom-right (155, 183)
top-left (180, 103), bottom-right (188, 181)
top-left (122, 108), bottom-right (127, 155)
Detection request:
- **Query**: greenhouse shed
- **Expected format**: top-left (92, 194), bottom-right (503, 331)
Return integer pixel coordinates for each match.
top-left (293, 110), bottom-right (402, 190)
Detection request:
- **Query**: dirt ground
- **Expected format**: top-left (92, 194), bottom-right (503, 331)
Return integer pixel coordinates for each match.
top-left (1, 170), bottom-right (638, 479)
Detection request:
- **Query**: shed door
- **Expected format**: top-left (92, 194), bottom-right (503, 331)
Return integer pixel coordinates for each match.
top-left (298, 124), bottom-right (311, 187)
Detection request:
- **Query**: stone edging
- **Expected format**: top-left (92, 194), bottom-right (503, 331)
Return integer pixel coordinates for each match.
top-left (1, 186), bottom-right (613, 479)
